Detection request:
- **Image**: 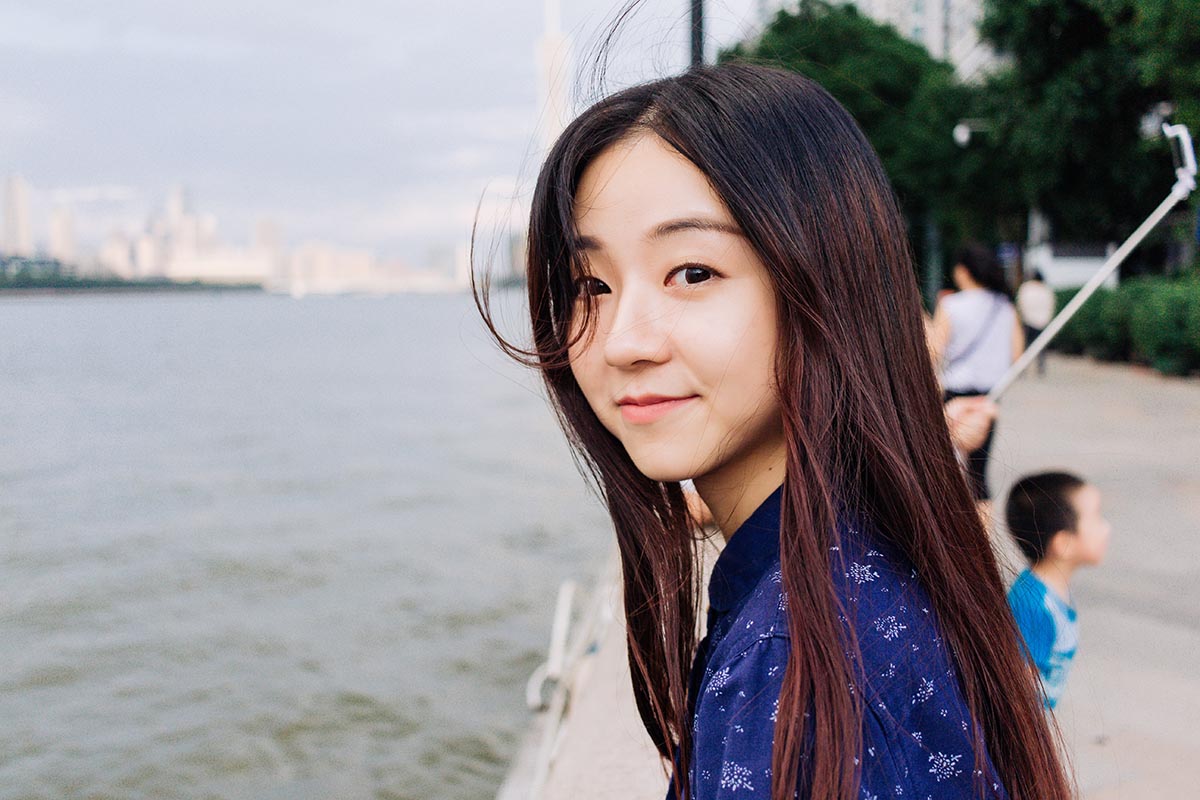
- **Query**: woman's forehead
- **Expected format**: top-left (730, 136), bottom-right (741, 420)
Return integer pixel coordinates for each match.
top-left (572, 134), bottom-right (734, 244)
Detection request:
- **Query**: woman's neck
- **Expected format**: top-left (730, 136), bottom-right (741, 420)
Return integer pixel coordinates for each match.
top-left (694, 442), bottom-right (788, 542)
top-left (953, 265), bottom-right (984, 292)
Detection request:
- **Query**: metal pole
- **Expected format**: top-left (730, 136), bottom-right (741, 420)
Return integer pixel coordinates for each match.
top-left (691, 0), bottom-right (704, 68)
top-left (923, 210), bottom-right (943, 311)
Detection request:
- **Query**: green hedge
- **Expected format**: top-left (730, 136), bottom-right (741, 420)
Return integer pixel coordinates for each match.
top-left (1051, 276), bottom-right (1200, 376)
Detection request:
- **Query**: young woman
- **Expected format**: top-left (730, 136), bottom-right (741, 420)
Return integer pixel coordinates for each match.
top-left (930, 244), bottom-right (1025, 509)
top-left (478, 65), bottom-right (1070, 800)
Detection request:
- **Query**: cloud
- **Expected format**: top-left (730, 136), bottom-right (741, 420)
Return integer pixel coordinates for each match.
top-left (0, 91), bottom-right (46, 138)
top-left (326, 176), bottom-right (528, 242)
top-left (392, 107), bottom-right (535, 145)
top-left (47, 185), bottom-right (142, 205)
top-left (0, 6), bottom-right (254, 61)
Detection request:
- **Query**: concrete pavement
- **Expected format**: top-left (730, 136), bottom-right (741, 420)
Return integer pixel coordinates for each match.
top-left (990, 354), bottom-right (1200, 797)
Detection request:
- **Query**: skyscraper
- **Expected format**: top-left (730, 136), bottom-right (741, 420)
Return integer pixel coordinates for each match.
top-left (3, 175), bottom-right (34, 257)
top-left (165, 185), bottom-right (190, 235)
top-left (49, 206), bottom-right (77, 265)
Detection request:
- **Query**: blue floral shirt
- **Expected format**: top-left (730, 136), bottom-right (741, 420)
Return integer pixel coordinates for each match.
top-left (667, 486), bottom-right (1009, 799)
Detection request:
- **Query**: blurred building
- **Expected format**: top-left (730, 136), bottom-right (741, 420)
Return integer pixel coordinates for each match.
top-left (166, 247), bottom-right (274, 285)
top-left (91, 185), bottom-right (273, 284)
top-left (762, 0), bottom-right (999, 80)
top-left (253, 218), bottom-right (282, 255)
top-left (9, 175), bottom-right (469, 293)
top-left (3, 175), bottom-right (34, 257)
top-left (1024, 242), bottom-right (1119, 289)
top-left (98, 232), bottom-right (134, 277)
top-left (48, 206), bottom-right (77, 266)
top-left (509, 231), bottom-right (529, 282)
top-left (282, 242), bottom-right (377, 295)
top-left (134, 233), bottom-right (161, 278)
top-left (860, 0), bottom-right (997, 79)
top-left (165, 185), bottom-right (188, 235)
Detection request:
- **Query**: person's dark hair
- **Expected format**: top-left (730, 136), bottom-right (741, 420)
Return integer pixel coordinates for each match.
top-left (955, 241), bottom-right (1012, 298)
top-left (1005, 471), bottom-right (1087, 564)
top-left (476, 64), bottom-right (1070, 800)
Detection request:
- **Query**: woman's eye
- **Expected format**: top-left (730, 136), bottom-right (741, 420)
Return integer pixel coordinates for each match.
top-left (668, 265), bottom-right (714, 287)
top-left (574, 276), bottom-right (611, 297)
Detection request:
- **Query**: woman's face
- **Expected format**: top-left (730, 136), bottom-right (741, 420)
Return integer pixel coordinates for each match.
top-left (568, 133), bottom-right (784, 485)
top-left (952, 263), bottom-right (971, 290)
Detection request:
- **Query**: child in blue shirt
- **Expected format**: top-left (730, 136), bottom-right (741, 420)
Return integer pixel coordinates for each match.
top-left (1005, 472), bottom-right (1112, 708)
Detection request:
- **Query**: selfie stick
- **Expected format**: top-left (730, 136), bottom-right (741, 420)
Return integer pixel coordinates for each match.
top-left (988, 123), bottom-right (1197, 401)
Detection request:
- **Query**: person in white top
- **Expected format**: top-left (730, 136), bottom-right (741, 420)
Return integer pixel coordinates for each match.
top-left (1016, 270), bottom-right (1056, 376)
top-left (929, 243), bottom-right (1025, 511)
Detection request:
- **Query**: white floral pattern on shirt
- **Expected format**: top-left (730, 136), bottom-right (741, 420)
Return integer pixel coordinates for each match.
top-left (673, 507), bottom-right (1009, 800)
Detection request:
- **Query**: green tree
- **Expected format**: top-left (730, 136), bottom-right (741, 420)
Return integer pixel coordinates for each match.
top-left (1103, 0), bottom-right (1200, 133)
top-left (719, 3), bottom-right (1017, 289)
top-left (1104, 0), bottom-right (1200, 267)
top-left (979, 0), bottom-right (1171, 243)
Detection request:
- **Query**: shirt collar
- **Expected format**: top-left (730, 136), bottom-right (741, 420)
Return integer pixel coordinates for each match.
top-left (708, 484), bottom-right (784, 614)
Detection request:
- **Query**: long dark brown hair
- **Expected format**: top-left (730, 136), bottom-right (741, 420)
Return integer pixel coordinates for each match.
top-left (475, 64), bottom-right (1071, 800)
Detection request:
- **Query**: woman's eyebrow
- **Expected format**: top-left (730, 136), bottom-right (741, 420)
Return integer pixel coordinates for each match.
top-left (649, 216), bottom-right (744, 240)
top-left (573, 216), bottom-right (743, 251)
top-left (573, 234), bottom-right (602, 252)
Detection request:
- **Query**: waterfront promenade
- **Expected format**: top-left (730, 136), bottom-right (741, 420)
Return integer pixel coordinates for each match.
top-left (523, 354), bottom-right (1199, 799)
top-left (990, 355), bottom-right (1199, 798)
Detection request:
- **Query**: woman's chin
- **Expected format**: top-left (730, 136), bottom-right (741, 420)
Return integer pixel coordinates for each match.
top-left (627, 453), bottom-right (699, 485)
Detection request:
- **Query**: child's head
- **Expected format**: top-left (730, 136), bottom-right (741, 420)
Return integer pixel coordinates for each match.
top-left (1005, 471), bottom-right (1111, 568)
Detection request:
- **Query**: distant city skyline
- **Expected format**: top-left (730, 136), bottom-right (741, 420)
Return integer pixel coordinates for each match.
top-left (0, 1), bottom-right (766, 268)
top-left (0, 1), bottom-right (999, 273)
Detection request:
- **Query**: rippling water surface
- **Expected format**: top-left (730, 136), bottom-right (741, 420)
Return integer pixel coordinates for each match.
top-left (0, 291), bottom-right (610, 800)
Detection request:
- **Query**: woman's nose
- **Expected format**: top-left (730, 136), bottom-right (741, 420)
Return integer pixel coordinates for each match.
top-left (601, 287), bottom-right (672, 368)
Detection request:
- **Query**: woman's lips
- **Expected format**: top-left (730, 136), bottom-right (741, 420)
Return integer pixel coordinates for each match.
top-left (618, 395), bottom-right (698, 424)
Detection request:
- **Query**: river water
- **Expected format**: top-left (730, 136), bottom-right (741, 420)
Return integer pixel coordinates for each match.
top-left (0, 290), bottom-right (611, 800)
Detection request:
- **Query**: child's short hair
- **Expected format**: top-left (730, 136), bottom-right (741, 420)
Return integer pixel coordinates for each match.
top-left (1005, 471), bottom-right (1087, 564)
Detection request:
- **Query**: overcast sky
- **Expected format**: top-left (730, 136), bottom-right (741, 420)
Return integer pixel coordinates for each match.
top-left (0, 0), bottom-right (766, 265)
